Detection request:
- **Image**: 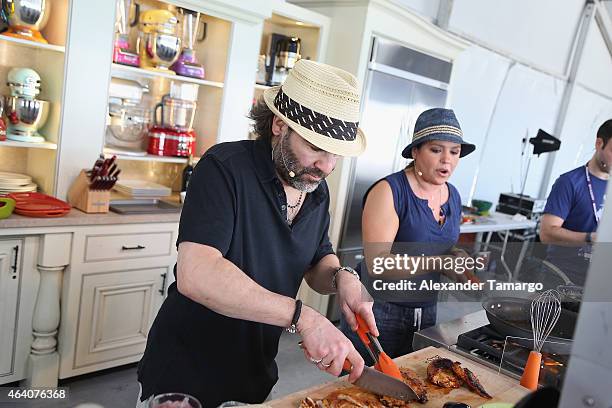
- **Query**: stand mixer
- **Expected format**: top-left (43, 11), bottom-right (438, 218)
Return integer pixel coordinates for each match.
top-left (4, 67), bottom-right (49, 143)
top-left (0, 0), bottom-right (50, 44)
top-left (105, 78), bottom-right (150, 155)
top-left (113, 0), bottom-right (139, 66)
top-left (170, 8), bottom-right (206, 79)
top-left (137, 9), bottom-right (181, 73)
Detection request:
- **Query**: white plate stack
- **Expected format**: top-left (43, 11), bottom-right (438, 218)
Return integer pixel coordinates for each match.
top-left (113, 179), bottom-right (171, 198)
top-left (0, 172), bottom-right (37, 195)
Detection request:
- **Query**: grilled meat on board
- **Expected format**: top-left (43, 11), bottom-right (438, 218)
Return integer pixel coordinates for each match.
top-left (427, 358), bottom-right (462, 388)
top-left (299, 367), bottom-right (428, 407)
top-left (426, 358), bottom-right (492, 399)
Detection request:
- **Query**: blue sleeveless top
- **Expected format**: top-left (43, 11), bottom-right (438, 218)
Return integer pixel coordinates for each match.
top-left (365, 169), bottom-right (462, 307)
top-left (386, 169), bottom-right (461, 246)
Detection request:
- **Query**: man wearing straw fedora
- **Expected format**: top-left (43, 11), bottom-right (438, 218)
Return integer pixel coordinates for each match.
top-left (137, 60), bottom-right (377, 407)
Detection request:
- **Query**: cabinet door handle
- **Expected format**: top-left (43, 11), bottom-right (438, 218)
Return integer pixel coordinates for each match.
top-left (11, 245), bottom-right (19, 275)
top-left (121, 245), bottom-right (146, 251)
top-left (159, 273), bottom-right (168, 295)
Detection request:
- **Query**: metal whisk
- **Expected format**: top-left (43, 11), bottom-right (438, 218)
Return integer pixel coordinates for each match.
top-left (520, 289), bottom-right (562, 390)
top-left (530, 289), bottom-right (562, 352)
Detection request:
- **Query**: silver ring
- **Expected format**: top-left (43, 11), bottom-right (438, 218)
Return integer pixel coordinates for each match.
top-left (309, 357), bottom-right (323, 365)
top-left (319, 361), bottom-right (332, 368)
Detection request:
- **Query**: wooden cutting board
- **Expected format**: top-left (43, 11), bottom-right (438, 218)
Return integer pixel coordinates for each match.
top-left (268, 347), bottom-right (529, 407)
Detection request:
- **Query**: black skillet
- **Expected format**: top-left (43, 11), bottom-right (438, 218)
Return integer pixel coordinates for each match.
top-left (482, 297), bottom-right (578, 354)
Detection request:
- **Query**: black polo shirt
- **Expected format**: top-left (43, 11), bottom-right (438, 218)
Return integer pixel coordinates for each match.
top-left (137, 139), bottom-right (334, 407)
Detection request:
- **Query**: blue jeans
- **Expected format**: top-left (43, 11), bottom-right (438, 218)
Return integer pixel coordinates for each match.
top-left (340, 301), bottom-right (437, 365)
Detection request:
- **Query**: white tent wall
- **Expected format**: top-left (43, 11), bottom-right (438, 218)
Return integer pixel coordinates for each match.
top-left (446, 0), bottom-right (585, 77)
top-left (576, 17), bottom-right (612, 96)
top-left (400, 0), bottom-right (612, 206)
top-left (445, 46), bottom-right (511, 202)
top-left (447, 52), bottom-right (565, 205)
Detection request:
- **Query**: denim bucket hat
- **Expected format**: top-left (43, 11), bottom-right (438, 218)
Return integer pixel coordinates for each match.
top-left (401, 108), bottom-right (475, 159)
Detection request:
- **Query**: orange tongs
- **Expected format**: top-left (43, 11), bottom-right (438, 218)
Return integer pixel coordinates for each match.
top-left (351, 314), bottom-right (403, 380)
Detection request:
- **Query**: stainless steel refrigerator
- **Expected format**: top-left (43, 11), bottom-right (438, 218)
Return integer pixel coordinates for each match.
top-left (328, 36), bottom-right (452, 321)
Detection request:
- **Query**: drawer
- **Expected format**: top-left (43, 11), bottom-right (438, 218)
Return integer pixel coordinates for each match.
top-left (84, 232), bottom-right (172, 262)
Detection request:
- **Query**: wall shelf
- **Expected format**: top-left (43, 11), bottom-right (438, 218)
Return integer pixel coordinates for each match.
top-left (0, 35), bottom-right (66, 53)
top-left (111, 64), bottom-right (224, 89)
top-left (103, 151), bottom-right (190, 164)
top-left (0, 140), bottom-right (58, 150)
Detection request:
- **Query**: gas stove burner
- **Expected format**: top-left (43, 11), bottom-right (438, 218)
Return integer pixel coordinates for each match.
top-left (457, 325), bottom-right (568, 389)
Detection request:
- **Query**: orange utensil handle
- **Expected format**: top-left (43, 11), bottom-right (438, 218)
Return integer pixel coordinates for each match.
top-left (355, 314), bottom-right (403, 380)
top-left (520, 350), bottom-right (542, 390)
top-left (355, 314), bottom-right (371, 346)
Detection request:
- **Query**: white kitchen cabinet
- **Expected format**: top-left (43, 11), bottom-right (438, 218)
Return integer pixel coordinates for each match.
top-left (73, 266), bottom-right (168, 369)
top-left (59, 222), bottom-right (178, 378)
top-left (0, 239), bottom-right (21, 379)
top-left (0, 235), bottom-right (40, 386)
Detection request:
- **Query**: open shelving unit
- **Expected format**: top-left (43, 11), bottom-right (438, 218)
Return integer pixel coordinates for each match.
top-left (103, 150), bottom-right (191, 164)
top-left (0, 0), bottom-right (70, 195)
top-left (111, 63), bottom-right (224, 89)
top-left (103, 0), bottom-right (232, 193)
top-left (0, 35), bottom-right (66, 53)
top-left (0, 140), bottom-right (58, 150)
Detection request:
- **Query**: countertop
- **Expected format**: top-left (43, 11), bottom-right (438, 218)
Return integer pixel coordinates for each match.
top-left (460, 212), bottom-right (537, 234)
top-left (0, 208), bottom-right (181, 229)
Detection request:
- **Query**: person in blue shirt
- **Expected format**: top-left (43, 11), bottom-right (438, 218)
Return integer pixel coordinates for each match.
top-left (540, 119), bottom-right (611, 286)
top-left (341, 108), bottom-right (478, 360)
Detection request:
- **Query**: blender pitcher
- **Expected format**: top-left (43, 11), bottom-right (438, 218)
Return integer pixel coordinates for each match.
top-left (170, 8), bottom-right (206, 79)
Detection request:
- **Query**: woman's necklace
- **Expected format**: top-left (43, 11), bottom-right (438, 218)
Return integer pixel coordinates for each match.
top-left (414, 168), bottom-right (445, 225)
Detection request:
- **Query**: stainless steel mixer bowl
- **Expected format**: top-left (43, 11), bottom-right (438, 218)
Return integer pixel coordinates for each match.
top-left (7, 0), bottom-right (50, 30)
top-left (139, 32), bottom-right (181, 69)
top-left (4, 96), bottom-right (49, 132)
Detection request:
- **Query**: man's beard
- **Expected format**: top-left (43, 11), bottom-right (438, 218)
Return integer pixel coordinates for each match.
top-left (272, 131), bottom-right (328, 192)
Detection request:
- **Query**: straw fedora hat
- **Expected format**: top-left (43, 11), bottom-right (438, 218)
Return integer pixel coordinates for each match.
top-left (263, 60), bottom-right (366, 157)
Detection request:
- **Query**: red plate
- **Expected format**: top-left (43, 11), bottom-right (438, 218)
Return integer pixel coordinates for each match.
top-left (14, 208), bottom-right (70, 218)
top-left (8, 192), bottom-right (71, 217)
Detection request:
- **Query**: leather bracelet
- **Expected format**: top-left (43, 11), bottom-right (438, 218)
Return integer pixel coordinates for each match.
top-left (331, 266), bottom-right (360, 291)
top-left (286, 299), bottom-right (302, 334)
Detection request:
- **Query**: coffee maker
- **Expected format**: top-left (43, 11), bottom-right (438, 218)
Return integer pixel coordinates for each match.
top-left (265, 34), bottom-right (301, 86)
top-left (170, 8), bottom-right (206, 79)
top-left (112, 0), bottom-right (140, 66)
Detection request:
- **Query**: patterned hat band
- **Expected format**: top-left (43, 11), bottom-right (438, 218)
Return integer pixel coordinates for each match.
top-left (273, 87), bottom-right (359, 142)
top-left (413, 125), bottom-right (463, 141)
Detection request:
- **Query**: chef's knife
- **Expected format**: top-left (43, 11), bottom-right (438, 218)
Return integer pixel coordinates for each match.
top-left (342, 361), bottom-right (419, 402)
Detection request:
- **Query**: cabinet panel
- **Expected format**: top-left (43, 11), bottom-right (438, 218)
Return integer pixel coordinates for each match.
top-left (74, 268), bottom-right (165, 369)
top-left (83, 232), bottom-right (172, 263)
top-left (0, 240), bottom-right (21, 378)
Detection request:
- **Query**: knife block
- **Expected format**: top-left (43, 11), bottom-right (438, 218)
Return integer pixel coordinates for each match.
top-left (67, 170), bottom-right (110, 213)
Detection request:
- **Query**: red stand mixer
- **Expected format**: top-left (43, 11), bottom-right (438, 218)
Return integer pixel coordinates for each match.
top-left (147, 94), bottom-right (197, 157)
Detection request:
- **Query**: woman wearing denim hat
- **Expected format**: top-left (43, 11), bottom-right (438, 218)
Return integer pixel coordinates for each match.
top-left (341, 107), bottom-right (476, 360)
